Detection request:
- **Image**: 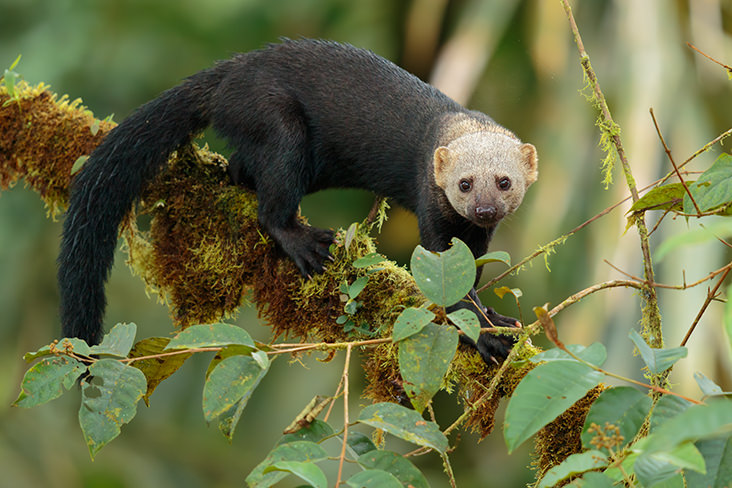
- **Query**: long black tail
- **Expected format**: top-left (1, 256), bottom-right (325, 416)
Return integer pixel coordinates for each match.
top-left (58, 67), bottom-right (223, 345)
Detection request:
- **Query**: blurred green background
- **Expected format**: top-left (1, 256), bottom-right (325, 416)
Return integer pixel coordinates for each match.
top-left (2, 0), bottom-right (732, 486)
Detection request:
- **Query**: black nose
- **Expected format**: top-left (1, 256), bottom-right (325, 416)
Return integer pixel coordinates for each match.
top-left (475, 205), bottom-right (497, 222)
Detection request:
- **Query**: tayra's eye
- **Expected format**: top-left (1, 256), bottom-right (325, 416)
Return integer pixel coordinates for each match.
top-left (497, 177), bottom-right (512, 191)
top-left (459, 179), bottom-right (472, 193)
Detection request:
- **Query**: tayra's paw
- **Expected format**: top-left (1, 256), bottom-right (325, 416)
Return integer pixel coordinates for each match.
top-left (275, 224), bottom-right (335, 277)
top-left (475, 307), bottom-right (521, 365)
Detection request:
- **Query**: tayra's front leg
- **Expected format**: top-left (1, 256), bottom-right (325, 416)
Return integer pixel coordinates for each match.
top-left (447, 288), bottom-right (521, 364)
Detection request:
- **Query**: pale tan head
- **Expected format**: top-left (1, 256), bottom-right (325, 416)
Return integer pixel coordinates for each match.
top-left (433, 131), bottom-right (538, 227)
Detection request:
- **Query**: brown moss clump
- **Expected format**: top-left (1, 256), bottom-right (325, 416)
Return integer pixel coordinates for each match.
top-left (362, 342), bottom-right (409, 404)
top-left (128, 145), bottom-right (265, 327)
top-left (456, 340), bottom-right (542, 439)
top-left (0, 82), bottom-right (113, 216)
top-left (531, 384), bottom-right (608, 481)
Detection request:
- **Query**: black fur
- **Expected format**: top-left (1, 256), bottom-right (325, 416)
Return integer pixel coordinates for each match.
top-left (58, 39), bottom-right (519, 361)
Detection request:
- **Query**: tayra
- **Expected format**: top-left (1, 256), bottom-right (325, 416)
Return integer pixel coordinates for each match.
top-left (58, 39), bottom-right (538, 363)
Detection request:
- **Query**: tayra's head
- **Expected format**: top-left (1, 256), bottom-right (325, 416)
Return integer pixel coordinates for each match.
top-left (433, 131), bottom-right (538, 227)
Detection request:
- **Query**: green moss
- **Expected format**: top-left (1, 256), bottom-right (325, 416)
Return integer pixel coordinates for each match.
top-left (1, 83), bottom-right (603, 472)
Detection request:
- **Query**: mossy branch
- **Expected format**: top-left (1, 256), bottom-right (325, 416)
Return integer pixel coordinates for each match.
top-left (561, 2), bottom-right (664, 373)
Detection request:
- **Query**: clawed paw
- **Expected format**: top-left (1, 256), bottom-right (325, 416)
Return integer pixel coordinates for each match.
top-left (475, 307), bottom-right (522, 365)
top-left (272, 224), bottom-right (335, 277)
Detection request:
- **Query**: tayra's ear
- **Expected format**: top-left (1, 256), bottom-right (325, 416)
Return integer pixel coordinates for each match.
top-left (520, 143), bottom-right (538, 187)
top-left (433, 146), bottom-right (451, 188)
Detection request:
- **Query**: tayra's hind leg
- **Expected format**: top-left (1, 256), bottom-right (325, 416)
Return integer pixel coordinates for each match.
top-left (221, 88), bottom-right (335, 277)
top-left (265, 217), bottom-right (335, 277)
top-left (236, 136), bottom-right (334, 277)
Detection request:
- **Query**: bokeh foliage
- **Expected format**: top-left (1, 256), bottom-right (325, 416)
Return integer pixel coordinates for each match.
top-left (2, 1), bottom-right (732, 487)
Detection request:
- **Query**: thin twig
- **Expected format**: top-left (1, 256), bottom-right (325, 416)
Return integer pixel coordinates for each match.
top-left (323, 378), bottom-right (344, 423)
top-left (266, 337), bottom-right (391, 356)
top-left (122, 347), bottom-right (221, 364)
top-left (648, 208), bottom-right (674, 237)
top-left (366, 196), bottom-right (385, 225)
top-left (547, 280), bottom-right (644, 318)
top-left (335, 344), bottom-right (352, 487)
top-left (687, 42), bottom-right (732, 71)
top-left (659, 127), bottom-right (732, 186)
top-left (604, 259), bottom-right (732, 291)
top-left (680, 268), bottom-right (731, 346)
top-left (649, 108), bottom-right (701, 214)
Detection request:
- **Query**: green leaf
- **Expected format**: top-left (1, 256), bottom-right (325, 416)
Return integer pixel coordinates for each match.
top-left (8, 53), bottom-right (21, 71)
top-left (79, 359), bottom-right (147, 459)
top-left (410, 238), bottom-right (475, 307)
top-left (447, 308), bottom-right (480, 343)
top-left (245, 440), bottom-right (328, 487)
top-left (530, 343), bottom-right (607, 367)
top-left (89, 322), bottom-right (136, 357)
top-left (693, 371), bottom-right (726, 397)
top-left (128, 337), bottom-right (191, 404)
top-left (90, 119), bottom-right (101, 136)
top-left (494, 286), bottom-right (522, 300)
top-left (504, 361), bottom-right (604, 453)
top-left (353, 253), bottom-right (386, 268)
top-left (202, 354), bottom-right (268, 425)
top-left (349, 276), bottom-right (369, 299)
top-left (279, 419), bottom-right (335, 446)
top-left (3, 55), bottom-right (21, 97)
top-left (13, 357), bottom-right (86, 408)
top-left (357, 402), bottom-right (448, 454)
top-left (572, 472), bottom-right (616, 487)
top-left (398, 323), bottom-right (458, 412)
top-left (653, 441), bottom-right (706, 473)
top-left (686, 436), bottom-right (732, 488)
top-left (345, 222), bottom-right (358, 251)
top-left (265, 461), bottom-right (327, 488)
top-left (628, 183), bottom-right (687, 214)
top-left (601, 452), bottom-right (639, 484)
top-left (391, 307), bottom-right (434, 342)
top-left (357, 450), bottom-right (429, 488)
top-left (205, 344), bottom-right (258, 378)
top-left (628, 329), bottom-right (687, 375)
top-left (581, 387), bottom-right (652, 454)
top-left (538, 450), bottom-right (609, 488)
top-left (650, 394), bottom-right (692, 432)
top-left (344, 299), bottom-right (361, 315)
top-left (347, 432), bottom-right (377, 457)
top-left (71, 155), bottom-right (88, 175)
top-left (165, 323), bottom-right (254, 350)
top-left (642, 398), bottom-right (732, 455)
top-left (475, 250), bottom-right (511, 267)
top-left (683, 153), bottom-right (732, 213)
top-left (634, 454), bottom-right (685, 488)
top-left (347, 469), bottom-right (403, 488)
top-left (634, 443), bottom-right (705, 487)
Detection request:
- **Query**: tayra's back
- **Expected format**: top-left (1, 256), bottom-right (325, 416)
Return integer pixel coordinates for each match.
top-left (211, 39), bottom-right (468, 202)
